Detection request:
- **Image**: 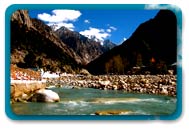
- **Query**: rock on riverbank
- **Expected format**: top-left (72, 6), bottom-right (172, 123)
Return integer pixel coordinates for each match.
top-left (30, 89), bottom-right (60, 102)
top-left (11, 81), bottom-right (46, 103)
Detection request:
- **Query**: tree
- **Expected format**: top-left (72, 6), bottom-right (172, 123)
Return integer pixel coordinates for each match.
top-left (105, 55), bottom-right (124, 74)
top-left (113, 55), bottom-right (124, 74)
top-left (136, 53), bottom-right (143, 66)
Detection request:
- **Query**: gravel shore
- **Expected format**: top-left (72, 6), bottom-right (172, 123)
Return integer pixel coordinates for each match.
top-left (46, 74), bottom-right (176, 97)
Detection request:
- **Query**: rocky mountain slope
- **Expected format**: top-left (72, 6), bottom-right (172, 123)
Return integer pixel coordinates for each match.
top-left (55, 27), bottom-right (116, 64)
top-left (87, 10), bottom-right (177, 75)
top-left (11, 10), bottom-right (82, 73)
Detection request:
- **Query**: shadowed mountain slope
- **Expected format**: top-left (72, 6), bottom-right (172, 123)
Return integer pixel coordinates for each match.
top-left (87, 10), bottom-right (177, 75)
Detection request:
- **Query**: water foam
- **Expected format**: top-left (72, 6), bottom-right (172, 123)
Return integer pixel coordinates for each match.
top-left (140, 98), bottom-right (163, 103)
top-left (61, 100), bottom-right (90, 107)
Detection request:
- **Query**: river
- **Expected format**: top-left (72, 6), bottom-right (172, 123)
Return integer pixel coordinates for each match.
top-left (11, 86), bottom-right (176, 115)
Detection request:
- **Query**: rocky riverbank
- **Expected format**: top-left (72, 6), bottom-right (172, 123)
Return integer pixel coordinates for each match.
top-left (11, 81), bottom-right (46, 103)
top-left (10, 65), bottom-right (65, 103)
top-left (46, 74), bottom-right (176, 97)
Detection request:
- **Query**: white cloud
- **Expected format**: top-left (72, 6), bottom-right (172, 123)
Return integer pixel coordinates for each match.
top-left (37, 9), bottom-right (81, 30)
top-left (109, 26), bottom-right (117, 31)
top-left (84, 19), bottom-right (90, 24)
top-left (106, 25), bottom-right (117, 33)
top-left (123, 37), bottom-right (127, 41)
top-left (107, 24), bottom-right (117, 30)
top-left (80, 27), bottom-right (110, 41)
top-left (38, 10), bottom-right (81, 23)
top-left (118, 37), bottom-right (127, 44)
top-left (106, 29), bottom-right (111, 33)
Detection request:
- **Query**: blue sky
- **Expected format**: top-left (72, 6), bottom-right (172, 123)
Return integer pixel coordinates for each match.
top-left (29, 9), bottom-right (159, 44)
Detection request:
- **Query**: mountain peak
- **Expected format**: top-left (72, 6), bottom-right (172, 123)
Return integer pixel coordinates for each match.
top-left (55, 26), bottom-right (116, 64)
top-left (11, 10), bottom-right (33, 28)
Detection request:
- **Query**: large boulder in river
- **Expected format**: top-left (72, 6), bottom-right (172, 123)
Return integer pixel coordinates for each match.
top-left (31, 89), bottom-right (60, 102)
